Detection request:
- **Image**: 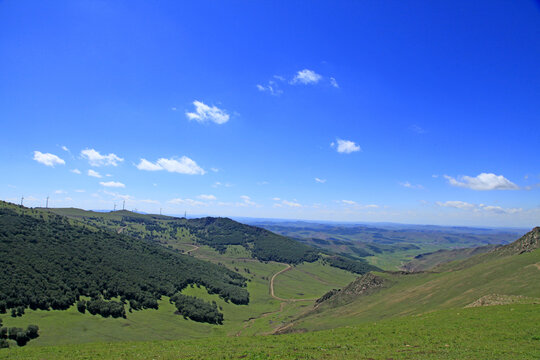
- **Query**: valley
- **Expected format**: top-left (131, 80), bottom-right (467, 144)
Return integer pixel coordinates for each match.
top-left (0, 201), bottom-right (538, 359)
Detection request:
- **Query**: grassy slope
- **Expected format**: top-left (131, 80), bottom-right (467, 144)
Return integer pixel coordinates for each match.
top-left (287, 247), bottom-right (540, 332)
top-left (401, 244), bottom-right (499, 272)
top-left (3, 304), bottom-right (539, 359)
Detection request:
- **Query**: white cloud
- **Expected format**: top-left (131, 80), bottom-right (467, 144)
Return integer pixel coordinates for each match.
top-left (33, 151), bottom-right (65, 167)
top-left (272, 197), bottom-right (281, 201)
top-left (444, 173), bottom-right (519, 191)
top-left (81, 149), bottom-right (123, 167)
top-left (100, 181), bottom-right (125, 188)
top-left (211, 168), bottom-right (219, 173)
top-left (61, 146), bottom-right (69, 152)
top-left (291, 69), bottom-right (322, 85)
top-left (256, 80), bottom-right (283, 96)
top-left (240, 195), bottom-right (256, 206)
top-left (75, 189), bottom-right (85, 193)
top-left (88, 169), bottom-right (102, 178)
top-left (400, 181), bottom-right (424, 189)
top-left (71, 169), bottom-right (81, 174)
top-left (436, 200), bottom-right (475, 209)
top-left (315, 178), bottom-right (327, 184)
top-left (198, 194), bottom-right (216, 201)
top-left (136, 157), bottom-right (205, 175)
top-left (339, 200), bottom-right (379, 209)
top-left (102, 190), bottom-right (133, 201)
top-left (330, 77), bottom-right (339, 88)
top-left (186, 100), bottom-right (230, 124)
top-left (136, 159), bottom-right (163, 171)
top-left (213, 181), bottom-right (232, 188)
top-left (436, 200), bottom-right (523, 214)
top-left (54, 190), bottom-right (66, 194)
top-left (168, 198), bottom-right (206, 206)
top-left (282, 200), bottom-right (302, 208)
top-left (332, 139), bottom-right (361, 154)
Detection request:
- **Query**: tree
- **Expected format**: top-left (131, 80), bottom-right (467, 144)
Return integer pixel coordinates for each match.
top-left (15, 331), bottom-right (29, 346)
top-left (26, 325), bottom-right (39, 339)
top-left (0, 339), bottom-right (8, 349)
top-left (77, 300), bottom-right (86, 314)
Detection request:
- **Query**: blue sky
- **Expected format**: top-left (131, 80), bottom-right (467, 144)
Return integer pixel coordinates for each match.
top-left (1, 1), bottom-right (539, 227)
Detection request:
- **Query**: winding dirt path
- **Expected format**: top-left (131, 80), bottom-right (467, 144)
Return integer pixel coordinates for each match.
top-left (183, 244), bottom-right (199, 254)
top-left (270, 264), bottom-right (319, 302)
top-left (270, 264), bottom-right (292, 300)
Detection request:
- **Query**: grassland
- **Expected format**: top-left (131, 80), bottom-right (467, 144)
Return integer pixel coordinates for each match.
top-left (284, 247), bottom-right (540, 332)
top-left (3, 304), bottom-right (539, 359)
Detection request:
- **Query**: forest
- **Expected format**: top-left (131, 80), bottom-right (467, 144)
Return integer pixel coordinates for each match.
top-left (0, 207), bottom-right (249, 323)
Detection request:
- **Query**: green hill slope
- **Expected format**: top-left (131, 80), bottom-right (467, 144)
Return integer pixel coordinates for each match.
top-left (0, 204), bottom-right (248, 317)
top-left (0, 202), bottom-right (360, 346)
top-left (280, 227), bottom-right (540, 332)
top-left (3, 304), bottom-right (539, 359)
top-left (401, 244), bottom-right (499, 272)
top-left (46, 207), bottom-right (379, 272)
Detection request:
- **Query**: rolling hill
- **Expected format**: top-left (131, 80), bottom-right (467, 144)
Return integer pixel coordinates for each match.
top-left (277, 227), bottom-right (540, 333)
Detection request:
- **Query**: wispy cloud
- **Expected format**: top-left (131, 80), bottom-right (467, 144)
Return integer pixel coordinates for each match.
top-left (87, 169), bottom-right (102, 178)
top-left (198, 194), bottom-right (216, 201)
top-left (100, 181), bottom-right (125, 188)
top-left (70, 169), bottom-right (81, 174)
top-left (240, 195), bottom-right (256, 206)
top-left (291, 69), bottom-right (322, 85)
top-left (340, 200), bottom-right (379, 209)
top-left (136, 157), bottom-right (205, 175)
top-left (81, 149), bottom-right (123, 167)
top-left (272, 198), bottom-right (302, 208)
top-left (436, 200), bottom-right (475, 209)
top-left (400, 181), bottom-right (424, 189)
top-left (256, 80), bottom-right (283, 96)
top-left (330, 77), bottom-right (339, 88)
top-left (212, 181), bottom-right (233, 188)
top-left (315, 178), bottom-right (327, 183)
top-left (410, 125), bottom-right (426, 134)
top-left (331, 139), bottom-right (361, 154)
top-left (444, 173), bottom-right (519, 191)
top-left (33, 151), bottom-right (65, 167)
top-left (436, 200), bottom-right (522, 214)
top-left (186, 100), bottom-right (230, 124)
top-left (168, 198), bottom-right (207, 206)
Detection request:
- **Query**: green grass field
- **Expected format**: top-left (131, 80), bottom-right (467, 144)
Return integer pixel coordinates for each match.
top-left (286, 248), bottom-right (540, 332)
top-left (3, 304), bottom-right (539, 359)
top-left (273, 260), bottom-right (356, 300)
